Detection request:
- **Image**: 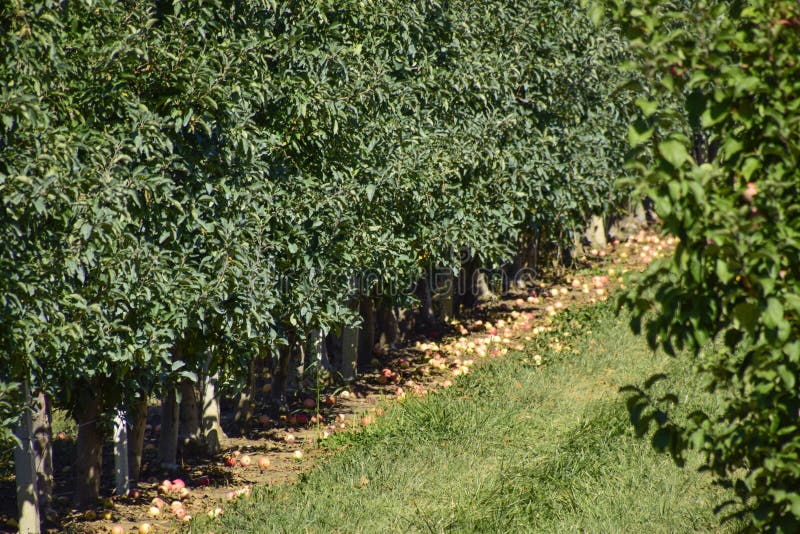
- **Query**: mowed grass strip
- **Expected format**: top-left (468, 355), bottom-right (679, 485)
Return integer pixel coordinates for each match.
top-left (190, 304), bottom-right (739, 533)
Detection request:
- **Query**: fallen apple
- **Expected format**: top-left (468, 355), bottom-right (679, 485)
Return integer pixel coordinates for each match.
top-left (258, 456), bottom-right (271, 470)
top-left (138, 523), bottom-right (152, 534)
top-left (240, 454), bottom-right (252, 467)
top-left (110, 525), bottom-right (125, 534)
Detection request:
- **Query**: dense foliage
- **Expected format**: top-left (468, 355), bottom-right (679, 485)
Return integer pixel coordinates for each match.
top-left (1, 0), bottom-right (634, 508)
top-left (606, 0), bottom-right (800, 529)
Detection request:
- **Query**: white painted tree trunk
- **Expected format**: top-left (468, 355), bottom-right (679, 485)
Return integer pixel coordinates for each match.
top-left (201, 371), bottom-right (228, 455)
top-left (113, 410), bottom-right (129, 496)
top-left (31, 392), bottom-right (52, 513)
top-left (585, 214), bottom-right (607, 249)
top-left (15, 383), bottom-right (40, 534)
top-left (313, 329), bottom-right (334, 371)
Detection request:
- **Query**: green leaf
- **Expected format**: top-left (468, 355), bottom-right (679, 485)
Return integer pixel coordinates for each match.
top-left (733, 302), bottom-right (759, 333)
top-left (763, 298), bottom-right (784, 328)
top-left (628, 119), bottom-right (654, 147)
top-left (658, 140), bottom-right (690, 168)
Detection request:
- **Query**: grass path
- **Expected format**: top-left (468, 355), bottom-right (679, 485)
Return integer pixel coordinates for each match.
top-left (190, 303), bottom-right (737, 533)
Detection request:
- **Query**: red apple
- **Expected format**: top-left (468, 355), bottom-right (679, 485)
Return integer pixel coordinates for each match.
top-left (303, 398), bottom-right (316, 409)
top-left (224, 455), bottom-right (237, 467)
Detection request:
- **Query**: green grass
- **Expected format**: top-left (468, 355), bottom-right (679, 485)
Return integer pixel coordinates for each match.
top-left (190, 303), bottom-right (740, 533)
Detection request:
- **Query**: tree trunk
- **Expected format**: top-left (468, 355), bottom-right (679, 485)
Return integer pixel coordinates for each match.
top-left (376, 302), bottom-right (400, 349)
top-left (233, 360), bottom-right (256, 434)
top-left (585, 213), bottom-right (607, 249)
top-left (289, 341), bottom-right (305, 393)
top-left (357, 297), bottom-right (376, 365)
top-left (113, 410), bottom-right (129, 496)
top-left (15, 382), bottom-right (40, 533)
top-left (200, 369), bottom-right (228, 455)
top-left (421, 277), bottom-right (436, 325)
top-left (340, 325), bottom-right (358, 382)
top-left (127, 397), bottom-right (148, 484)
top-left (509, 231), bottom-right (538, 290)
top-left (435, 273), bottom-right (454, 322)
top-left (32, 392), bottom-right (52, 514)
top-left (271, 330), bottom-right (295, 408)
top-left (157, 387), bottom-right (179, 470)
top-left (73, 388), bottom-right (103, 509)
top-left (178, 378), bottom-right (200, 441)
top-left (460, 258), bottom-right (494, 305)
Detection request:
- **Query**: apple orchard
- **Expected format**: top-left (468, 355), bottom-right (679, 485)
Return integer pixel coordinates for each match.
top-left (2, 0), bottom-right (800, 532)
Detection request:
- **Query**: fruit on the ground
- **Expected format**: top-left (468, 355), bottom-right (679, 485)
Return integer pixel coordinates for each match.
top-left (158, 479), bottom-right (172, 494)
top-left (303, 398), bottom-right (316, 409)
top-left (293, 450), bottom-right (303, 460)
top-left (258, 456), bottom-right (270, 470)
top-left (110, 525), bottom-right (125, 534)
top-left (84, 510), bottom-right (96, 521)
top-left (239, 454), bottom-right (252, 467)
top-left (148, 505), bottom-right (160, 517)
top-left (171, 478), bottom-right (185, 490)
top-left (128, 488), bottom-right (142, 499)
top-left (224, 455), bottom-right (237, 467)
top-left (102, 510), bottom-right (113, 520)
top-left (138, 523), bottom-right (152, 534)
top-left (151, 497), bottom-right (166, 509)
top-left (285, 433), bottom-right (296, 443)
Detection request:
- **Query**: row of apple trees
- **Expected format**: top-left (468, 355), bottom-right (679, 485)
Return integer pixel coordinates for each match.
top-left (603, 0), bottom-right (800, 530)
top-left (1, 0), bottom-right (635, 513)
